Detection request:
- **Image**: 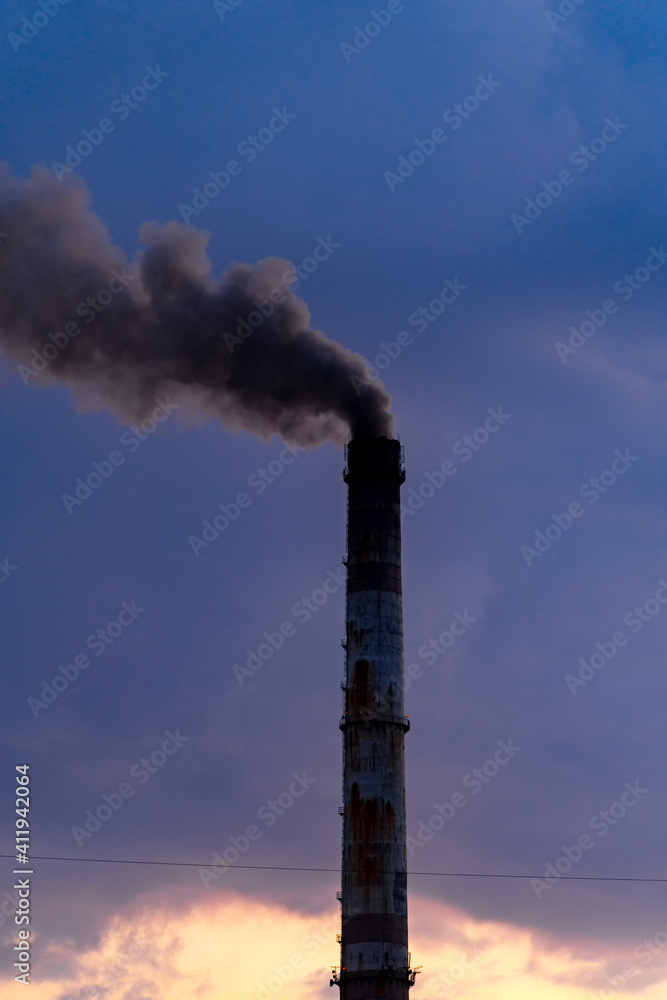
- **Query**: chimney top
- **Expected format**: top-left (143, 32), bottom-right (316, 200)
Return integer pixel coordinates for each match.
top-left (344, 436), bottom-right (405, 483)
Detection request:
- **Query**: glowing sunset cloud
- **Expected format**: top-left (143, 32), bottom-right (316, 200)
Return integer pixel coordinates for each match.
top-left (3, 889), bottom-right (667, 1000)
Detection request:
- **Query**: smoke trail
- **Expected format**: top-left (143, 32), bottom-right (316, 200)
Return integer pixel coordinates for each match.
top-left (0, 166), bottom-right (394, 446)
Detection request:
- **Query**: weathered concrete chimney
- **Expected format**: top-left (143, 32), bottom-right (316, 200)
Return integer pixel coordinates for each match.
top-left (332, 437), bottom-right (418, 999)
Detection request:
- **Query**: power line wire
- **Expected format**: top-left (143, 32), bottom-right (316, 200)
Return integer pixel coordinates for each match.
top-left (1, 854), bottom-right (665, 883)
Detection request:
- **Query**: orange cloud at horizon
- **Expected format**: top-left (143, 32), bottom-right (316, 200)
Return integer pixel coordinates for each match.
top-left (2, 888), bottom-right (667, 1000)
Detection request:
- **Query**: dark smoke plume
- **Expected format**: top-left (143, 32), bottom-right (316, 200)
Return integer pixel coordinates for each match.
top-left (0, 166), bottom-right (394, 446)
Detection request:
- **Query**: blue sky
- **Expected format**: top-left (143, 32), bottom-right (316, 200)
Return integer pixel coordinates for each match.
top-left (3, 1), bottom-right (667, 997)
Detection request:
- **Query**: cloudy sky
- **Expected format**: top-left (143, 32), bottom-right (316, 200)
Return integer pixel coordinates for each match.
top-left (2, 0), bottom-right (667, 997)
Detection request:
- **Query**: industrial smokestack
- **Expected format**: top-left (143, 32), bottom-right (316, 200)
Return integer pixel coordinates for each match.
top-left (1, 167), bottom-right (413, 989)
top-left (333, 437), bottom-right (418, 999)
